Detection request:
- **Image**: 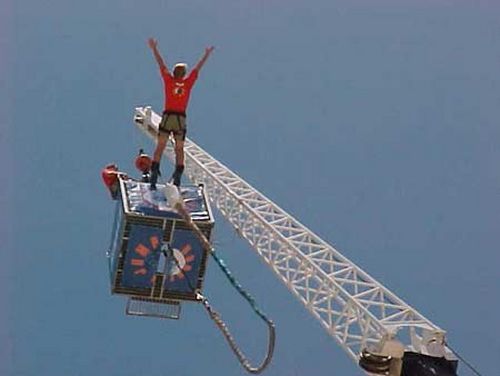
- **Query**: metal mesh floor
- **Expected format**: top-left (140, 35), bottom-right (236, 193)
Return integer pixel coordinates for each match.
top-left (126, 297), bottom-right (181, 320)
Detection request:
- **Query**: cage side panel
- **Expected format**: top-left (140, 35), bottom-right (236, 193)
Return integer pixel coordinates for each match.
top-left (194, 224), bottom-right (211, 291)
top-left (122, 224), bottom-right (163, 289)
top-left (108, 200), bottom-right (124, 285)
top-left (162, 228), bottom-right (207, 297)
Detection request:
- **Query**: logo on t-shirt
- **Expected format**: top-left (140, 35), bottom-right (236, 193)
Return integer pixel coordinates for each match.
top-left (173, 83), bottom-right (185, 96)
top-left (174, 87), bottom-right (185, 96)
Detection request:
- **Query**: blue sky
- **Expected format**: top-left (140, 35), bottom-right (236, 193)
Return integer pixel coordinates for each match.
top-left (3, 0), bottom-right (500, 375)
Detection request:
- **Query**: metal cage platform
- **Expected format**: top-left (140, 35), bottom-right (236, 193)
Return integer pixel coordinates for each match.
top-left (108, 178), bottom-right (214, 308)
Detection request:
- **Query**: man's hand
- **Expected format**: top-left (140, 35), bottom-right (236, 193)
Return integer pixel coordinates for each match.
top-left (148, 38), bottom-right (168, 72)
top-left (194, 46), bottom-right (215, 72)
top-left (148, 38), bottom-right (158, 50)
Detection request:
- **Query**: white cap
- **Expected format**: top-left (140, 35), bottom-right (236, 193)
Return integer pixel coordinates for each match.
top-left (173, 63), bottom-right (188, 71)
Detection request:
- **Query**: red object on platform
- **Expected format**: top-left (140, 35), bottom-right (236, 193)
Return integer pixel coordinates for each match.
top-left (102, 164), bottom-right (119, 189)
top-left (135, 154), bottom-right (152, 173)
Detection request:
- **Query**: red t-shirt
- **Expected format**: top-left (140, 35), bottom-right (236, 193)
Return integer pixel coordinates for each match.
top-left (161, 67), bottom-right (198, 113)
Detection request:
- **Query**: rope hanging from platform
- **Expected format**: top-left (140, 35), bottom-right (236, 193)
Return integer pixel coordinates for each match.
top-left (167, 195), bottom-right (275, 374)
top-left (201, 295), bottom-right (275, 374)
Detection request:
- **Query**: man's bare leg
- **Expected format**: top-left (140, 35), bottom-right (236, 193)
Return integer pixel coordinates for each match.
top-left (171, 136), bottom-right (185, 186)
top-left (150, 133), bottom-right (168, 190)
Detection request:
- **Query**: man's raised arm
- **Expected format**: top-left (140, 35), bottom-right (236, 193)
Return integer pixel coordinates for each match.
top-left (194, 46), bottom-right (215, 72)
top-left (148, 38), bottom-right (169, 74)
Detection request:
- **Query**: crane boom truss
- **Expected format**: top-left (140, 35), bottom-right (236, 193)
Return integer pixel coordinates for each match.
top-left (133, 107), bottom-right (450, 361)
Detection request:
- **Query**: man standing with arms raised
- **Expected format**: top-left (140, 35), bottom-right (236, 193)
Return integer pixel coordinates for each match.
top-left (147, 38), bottom-right (215, 189)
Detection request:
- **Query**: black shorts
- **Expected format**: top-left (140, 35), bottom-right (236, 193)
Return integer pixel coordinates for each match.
top-left (159, 112), bottom-right (187, 141)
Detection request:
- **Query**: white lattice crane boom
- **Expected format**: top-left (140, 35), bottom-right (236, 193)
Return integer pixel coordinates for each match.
top-left (133, 106), bottom-right (456, 372)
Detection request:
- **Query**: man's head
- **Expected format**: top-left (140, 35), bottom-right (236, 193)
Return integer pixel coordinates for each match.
top-left (173, 63), bottom-right (188, 78)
